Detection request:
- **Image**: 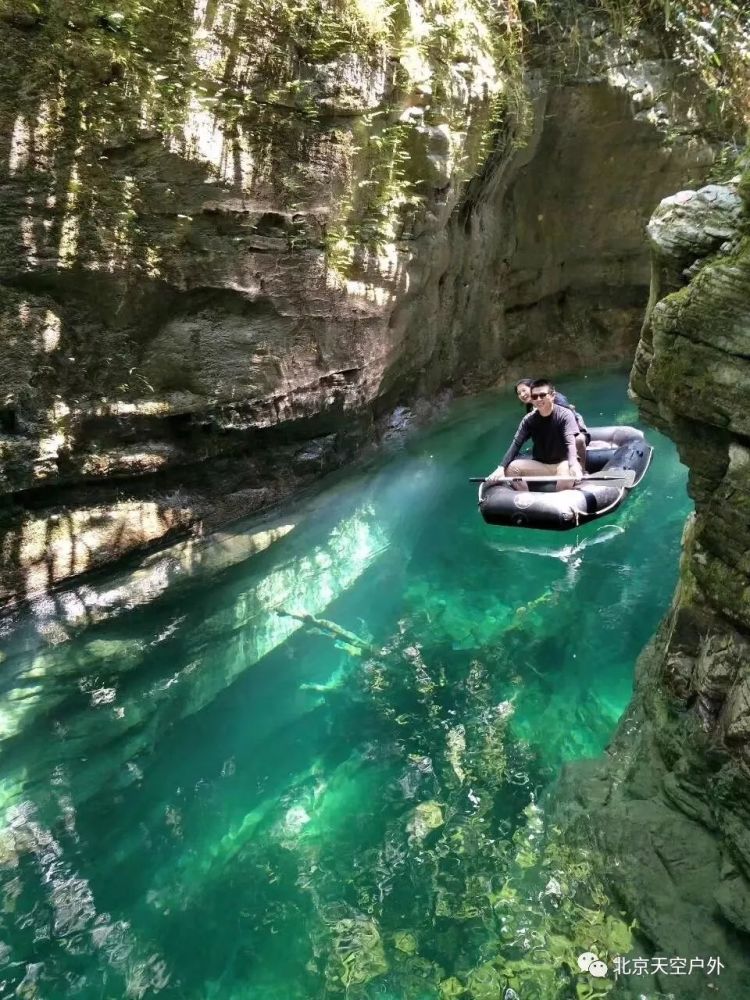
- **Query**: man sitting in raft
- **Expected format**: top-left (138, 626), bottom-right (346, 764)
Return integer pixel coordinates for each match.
top-left (487, 378), bottom-right (583, 491)
top-left (515, 377), bottom-right (589, 470)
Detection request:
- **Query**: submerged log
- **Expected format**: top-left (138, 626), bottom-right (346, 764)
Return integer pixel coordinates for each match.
top-left (276, 608), bottom-right (376, 655)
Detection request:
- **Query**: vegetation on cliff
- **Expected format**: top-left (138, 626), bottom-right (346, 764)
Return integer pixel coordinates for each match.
top-left (2, 0), bottom-right (745, 286)
top-left (0, 0), bottom-right (513, 281)
top-left (596, 0), bottom-right (750, 128)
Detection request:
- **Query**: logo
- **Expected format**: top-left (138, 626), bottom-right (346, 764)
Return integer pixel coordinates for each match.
top-left (578, 951), bottom-right (725, 981)
top-left (578, 951), bottom-right (609, 978)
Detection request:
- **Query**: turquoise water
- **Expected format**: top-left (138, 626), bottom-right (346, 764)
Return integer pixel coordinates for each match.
top-left (0, 372), bottom-right (690, 999)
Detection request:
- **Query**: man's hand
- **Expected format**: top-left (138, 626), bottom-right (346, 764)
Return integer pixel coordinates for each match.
top-left (571, 464), bottom-right (583, 483)
top-left (485, 466), bottom-right (505, 484)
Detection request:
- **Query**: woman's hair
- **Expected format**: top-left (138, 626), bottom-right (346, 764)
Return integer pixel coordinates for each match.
top-left (514, 378), bottom-right (534, 390)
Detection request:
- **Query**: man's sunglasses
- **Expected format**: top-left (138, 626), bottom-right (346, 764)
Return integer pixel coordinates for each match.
top-left (531, 391), bottom-right (550, 400)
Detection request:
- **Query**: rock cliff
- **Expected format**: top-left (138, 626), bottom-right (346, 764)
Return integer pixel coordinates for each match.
top-left (0, 1), bottom-right (716, 603)
top-left (554, 177), bottom-right (750, 997)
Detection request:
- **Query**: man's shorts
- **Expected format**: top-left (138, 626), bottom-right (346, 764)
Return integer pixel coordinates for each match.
top-left (506, 458), bottom-right (571, 478)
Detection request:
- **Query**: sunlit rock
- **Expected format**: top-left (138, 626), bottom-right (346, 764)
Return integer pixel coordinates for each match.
top-left (393, 930), bottom-right (417, 955)
top-left (328, 915), bottom-right (388, 988)
top-left (406, 800), bottom-right (444, 842)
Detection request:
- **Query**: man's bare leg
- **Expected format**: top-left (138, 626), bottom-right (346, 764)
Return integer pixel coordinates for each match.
top-left (554, 461), bottom-right (574, 491)
top-left (576, 434), bottom-right (586, 472)
top-left (506, 458), bottom-right (561, 491)
top-left (506, 460), bottom-right (529, 491)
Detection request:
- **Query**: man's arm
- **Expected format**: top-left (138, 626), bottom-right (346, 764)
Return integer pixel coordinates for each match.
top-left (560, 408), bottom-right (582, 477)
top-left (487, 416), bottom-right (532, 482)
top-left (501, 414), bottom-right (532, 469)
top-left (554, 391), bottom-right (588, 434)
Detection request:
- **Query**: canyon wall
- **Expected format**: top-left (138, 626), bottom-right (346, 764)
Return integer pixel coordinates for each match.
top-left (554, 177), bottom-right (750, 998)
top-left (0, 2), bottom-right (715, 603)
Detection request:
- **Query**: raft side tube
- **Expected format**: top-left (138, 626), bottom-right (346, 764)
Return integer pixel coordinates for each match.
top-left (585, 425), bottom-right (644, 473)
top-left (478, 434), bottom-right (654, 531)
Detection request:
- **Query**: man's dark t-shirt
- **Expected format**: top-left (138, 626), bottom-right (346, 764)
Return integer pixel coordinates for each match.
top-left (524, 391), bottom-right (588, 437)
top-left (502, 404), bottom-right (580, 469)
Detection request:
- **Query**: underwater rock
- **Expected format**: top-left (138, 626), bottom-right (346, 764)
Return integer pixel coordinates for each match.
top-left (446, 726), bottom-right (467, 784)
top-left (542, 876), bottom-right (563, 903)
top-left (14, 963), bottom-right (43, 1000)
top-left (495, 700), bottom-right (515, 721)
top-left (406, 801), bottom-right (444, 842)
top-left (438, 976), bottom-right (466, 998)
top-left (393, 930), bottom-right (417, 955)
top-left (328, 915), bottom-right (388, 988)
top-left (281, 805), bottom-right (312, 838)
top-left (466, 962), bottom-right (503, 1000)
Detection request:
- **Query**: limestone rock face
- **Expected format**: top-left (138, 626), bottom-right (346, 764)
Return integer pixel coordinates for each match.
top-left (634, 180), bottom-right (750, 772)
top-left (0, 5), bottom-right (716, 603)
top-left (560, 180), bottom-right (750, 986)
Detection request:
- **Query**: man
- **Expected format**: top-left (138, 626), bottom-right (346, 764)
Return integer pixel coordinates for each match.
top-left (488, 378), bottom-right (583, 491)
top-left (514, 377), bottom-right (588, 469)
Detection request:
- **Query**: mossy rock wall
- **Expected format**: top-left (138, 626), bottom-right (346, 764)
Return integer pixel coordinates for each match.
top-left (550, 177), bottom-right (750, 995)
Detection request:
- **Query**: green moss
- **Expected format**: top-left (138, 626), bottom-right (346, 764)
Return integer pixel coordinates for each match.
top-left (738, 168), bottom-right (750, 209)
top-left (320, 0), bottom-right (521, 275)
top-left (645, 230), bottom-right (750, 430)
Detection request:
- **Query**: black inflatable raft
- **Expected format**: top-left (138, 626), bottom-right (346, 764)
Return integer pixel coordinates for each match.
top-left (478, 426), bottom-right (653, 531)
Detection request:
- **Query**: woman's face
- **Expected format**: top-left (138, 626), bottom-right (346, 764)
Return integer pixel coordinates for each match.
top-left (516, 383), bottom-right (531, 404)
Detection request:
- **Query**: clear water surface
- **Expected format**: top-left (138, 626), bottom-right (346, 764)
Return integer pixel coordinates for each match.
top-left (0, 372), bottom-right (691, 999)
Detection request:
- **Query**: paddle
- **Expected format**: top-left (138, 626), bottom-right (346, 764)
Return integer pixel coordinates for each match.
top-left (470, 471), bottom-right (636, 487)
